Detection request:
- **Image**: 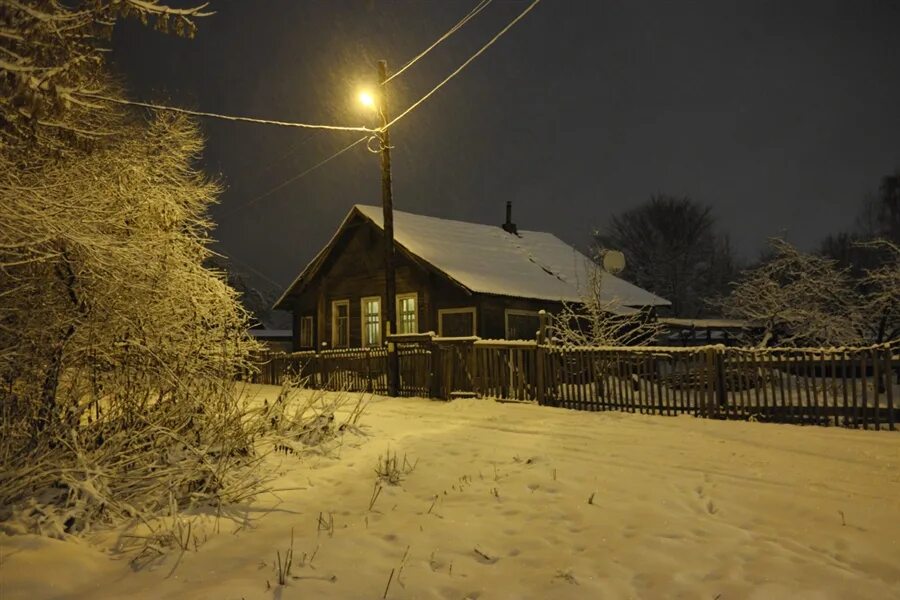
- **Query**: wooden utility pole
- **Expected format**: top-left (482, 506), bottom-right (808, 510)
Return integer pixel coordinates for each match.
top-left (378, 59), bottom-right (399, 397)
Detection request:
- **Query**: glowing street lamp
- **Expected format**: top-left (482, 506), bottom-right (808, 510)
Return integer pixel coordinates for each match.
top-left (358, 90), bottom-right (376, 110)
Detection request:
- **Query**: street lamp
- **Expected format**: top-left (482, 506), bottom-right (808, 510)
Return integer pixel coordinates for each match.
top-left (359, 60), bottom-right (399, 397)
top-left (358, 90), bottom-right (376, 110)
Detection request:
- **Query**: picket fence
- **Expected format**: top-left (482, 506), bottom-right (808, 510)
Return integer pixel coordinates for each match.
top-left (249, 337), bottom-right (898, 431)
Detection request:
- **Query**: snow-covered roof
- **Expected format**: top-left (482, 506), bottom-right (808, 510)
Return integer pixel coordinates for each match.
top-left (275, 205), bottom-right (670, 309)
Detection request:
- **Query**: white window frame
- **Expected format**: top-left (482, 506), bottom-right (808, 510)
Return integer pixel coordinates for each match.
top-left (504, 309), bottom-right (540, 340)
top-left (396, 292), bottom-right (418, 335)
top-left (299, 315), bottom-right (314, 348)
top-left (360, 295), bottom-right (382, 347)
top-left (437, 307), bottom-right (477, 337)
top-left (331, 299), bottom-right (350, 348)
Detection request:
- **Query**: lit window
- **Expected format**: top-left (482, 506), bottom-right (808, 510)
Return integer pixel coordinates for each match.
top-left (331, 300), bottom-right (349, 348)
top-left (361, 296), bottom-right (381, 346)
top-left (299, 315), bottom-right (313, 348)
top-left (396, 293), bottom-right (418, 334)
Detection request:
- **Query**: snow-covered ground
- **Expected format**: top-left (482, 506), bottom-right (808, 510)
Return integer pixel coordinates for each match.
top-left (2, 384), bottom-right (899, 599)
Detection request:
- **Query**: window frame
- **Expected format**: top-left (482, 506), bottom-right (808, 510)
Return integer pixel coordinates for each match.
top-left (395, 292), bottom-right (419, 335)
top-left (330, 299), bottom-right (350, 348)
top-left (437, 306), bottom-right (477, 337)
top-left (360, 295), bottom-right (382, 347)
top-left (299, 315), bottom-right (314, 348)
top-left (504, 308), bottom-right (540, 340)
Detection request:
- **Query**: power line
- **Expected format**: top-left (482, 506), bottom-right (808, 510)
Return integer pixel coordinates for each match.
top-left (383, 0), bottom-right (492, 85)
top-left (383, 0), bottom-right (541, 132)
top-left (76, 91), bottom-right (375, 133)
top-left (217, 135), bottom-right (368, 222)
top-left (213, 248), bottom-right (284, 288)
top-left (219, 0), bottom-right (540, 223)
top-left (74, 0), bottom-right (533, 137)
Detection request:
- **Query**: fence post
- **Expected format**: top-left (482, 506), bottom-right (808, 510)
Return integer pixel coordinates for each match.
top-left (714, 346), bottom-right (727, 414)
top-left (320, 350), bottom-right (330, 390)
top-left (366, 348), bottom-right (373, 393)
top-left (704, 347), bottom-right (717, 418)
top-left (884, 346), bottom-right (895, 431)
top-left (430, 338), bottom-right (443, 399)
top-left (536, 311), bottom-right (548, 405)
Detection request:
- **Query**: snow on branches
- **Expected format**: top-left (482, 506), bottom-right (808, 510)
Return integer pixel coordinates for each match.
top-left (1, 0), bottom-right (211, 156)
top-left (0, 108), bottom-right (264, 533)
top-left (0, 1), bottom-right (275, 542)
top-left (719, 238), bottom-right (898, 347)
top-left (546, 257), bottom-right (662, 347)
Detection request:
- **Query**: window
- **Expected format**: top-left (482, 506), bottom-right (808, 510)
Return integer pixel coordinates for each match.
top-left (361, 296), bottom-right (381, 347)
top-left (299, 315), bottom-right (314, 348)
top-left (505, 309), bottom-right (540, 340)
top-left (396, 292), bottom-right (418, 334)
top-left (331, 299), bottom-right (350, 348)
top-left (438, 307), bottom-right (477, 337)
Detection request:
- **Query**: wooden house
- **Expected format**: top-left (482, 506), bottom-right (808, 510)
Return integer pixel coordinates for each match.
top-left (273, 204), bottom-right (669, 351)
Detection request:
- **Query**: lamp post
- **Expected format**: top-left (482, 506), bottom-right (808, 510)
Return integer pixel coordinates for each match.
top-left (360, 60), bottom-right (399, 397)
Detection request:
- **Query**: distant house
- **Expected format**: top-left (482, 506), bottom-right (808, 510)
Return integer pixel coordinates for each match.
top-left (248, 324), bottom-right (293, 353)
top-left (273, 204), bottom-right (669, 351)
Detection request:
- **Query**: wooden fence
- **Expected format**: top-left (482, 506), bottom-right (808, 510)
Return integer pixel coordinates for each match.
top-left (248, 338), bottom-right (898, 431)
top-left (540, 345), bottom-right (898, 431)
top-left (251, 340), bottom-right (431, 397)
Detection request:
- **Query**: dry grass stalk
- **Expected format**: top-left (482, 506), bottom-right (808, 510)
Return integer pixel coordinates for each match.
top-left (317, 511), bottom-right (334, 537)
top-left (375, 448), bottom-right (417, 486)
top-left (382, 568), bottom-right (395, 599)
top-left (275, 528), bottom-right (295, 586)
top-left (368, 481), bottom-right (383, 511)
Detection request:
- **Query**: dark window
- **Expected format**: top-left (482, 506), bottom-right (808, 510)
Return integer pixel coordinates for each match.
top-left (299, 316), bottom-right (314, 347)
top-left (506, 311), bottom-right (540, 340)
top-left (440, 309), bottom-right (475, 337)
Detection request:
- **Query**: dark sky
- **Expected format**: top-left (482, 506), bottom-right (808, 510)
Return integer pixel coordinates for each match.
top-left (111, 0), bottom-right (900, 292)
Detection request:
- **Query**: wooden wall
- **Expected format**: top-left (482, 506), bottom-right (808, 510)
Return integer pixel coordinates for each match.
top-left (286, 218), bottom-right (472, 350)
top-left (282, 215), bottom-right (566, 350)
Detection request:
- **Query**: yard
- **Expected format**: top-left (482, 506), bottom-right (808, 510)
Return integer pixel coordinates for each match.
top-left (2, 384), bottom-right (899, 599)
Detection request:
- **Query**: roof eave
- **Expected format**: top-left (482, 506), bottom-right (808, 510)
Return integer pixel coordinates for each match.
top-left (272, 206), bottom-right (363, 311)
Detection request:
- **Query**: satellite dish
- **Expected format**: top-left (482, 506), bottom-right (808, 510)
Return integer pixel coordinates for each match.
top-left (601, 250), bottom-right (626, 274)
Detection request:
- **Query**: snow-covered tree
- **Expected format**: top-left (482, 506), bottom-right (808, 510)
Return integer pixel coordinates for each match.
top-left (0, 0), bottom-right (271, 537)
top-left (547, 256), bottom-right (662, 347)
top-left (718, 239), bottom-right (871, 347)
top-left (857, 239), bottom-right (900, 344)
top-left (1, 0), bottom-right (211, 159)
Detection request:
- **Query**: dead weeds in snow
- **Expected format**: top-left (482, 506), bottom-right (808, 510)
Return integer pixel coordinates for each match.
top-left (0, 378), bottom-right (370, 569)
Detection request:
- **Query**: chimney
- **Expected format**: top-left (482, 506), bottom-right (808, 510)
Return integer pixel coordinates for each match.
top-left (501, 200), bottom-right (518, 235)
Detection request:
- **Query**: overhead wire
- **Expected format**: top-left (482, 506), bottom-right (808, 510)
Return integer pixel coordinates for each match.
top-left (382, 0), bottom-right (541, 132)
top-left (214, 249), bottom-right (285, 288)
top-left (382, 0), bottom-right (492, 85)
top-left (68, 1), bottom-right (530, 139)
top-left (218, 0), bottom-right (541, 222)
top-left (217, 135), bottom-right (368, 222)
top-left (75, 91), bottom-right (375, 132)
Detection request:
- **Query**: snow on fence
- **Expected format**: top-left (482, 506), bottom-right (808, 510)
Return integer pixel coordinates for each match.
top-left (540, 345), bottom-right (899, 429)
top-left (250, 342), bottom-right (431, 397)
top-left (248, 339), bottom-right (898, 431)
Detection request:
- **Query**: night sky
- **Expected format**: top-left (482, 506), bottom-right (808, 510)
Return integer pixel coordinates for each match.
top-left (111, 0), bottom-right (900, 293)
